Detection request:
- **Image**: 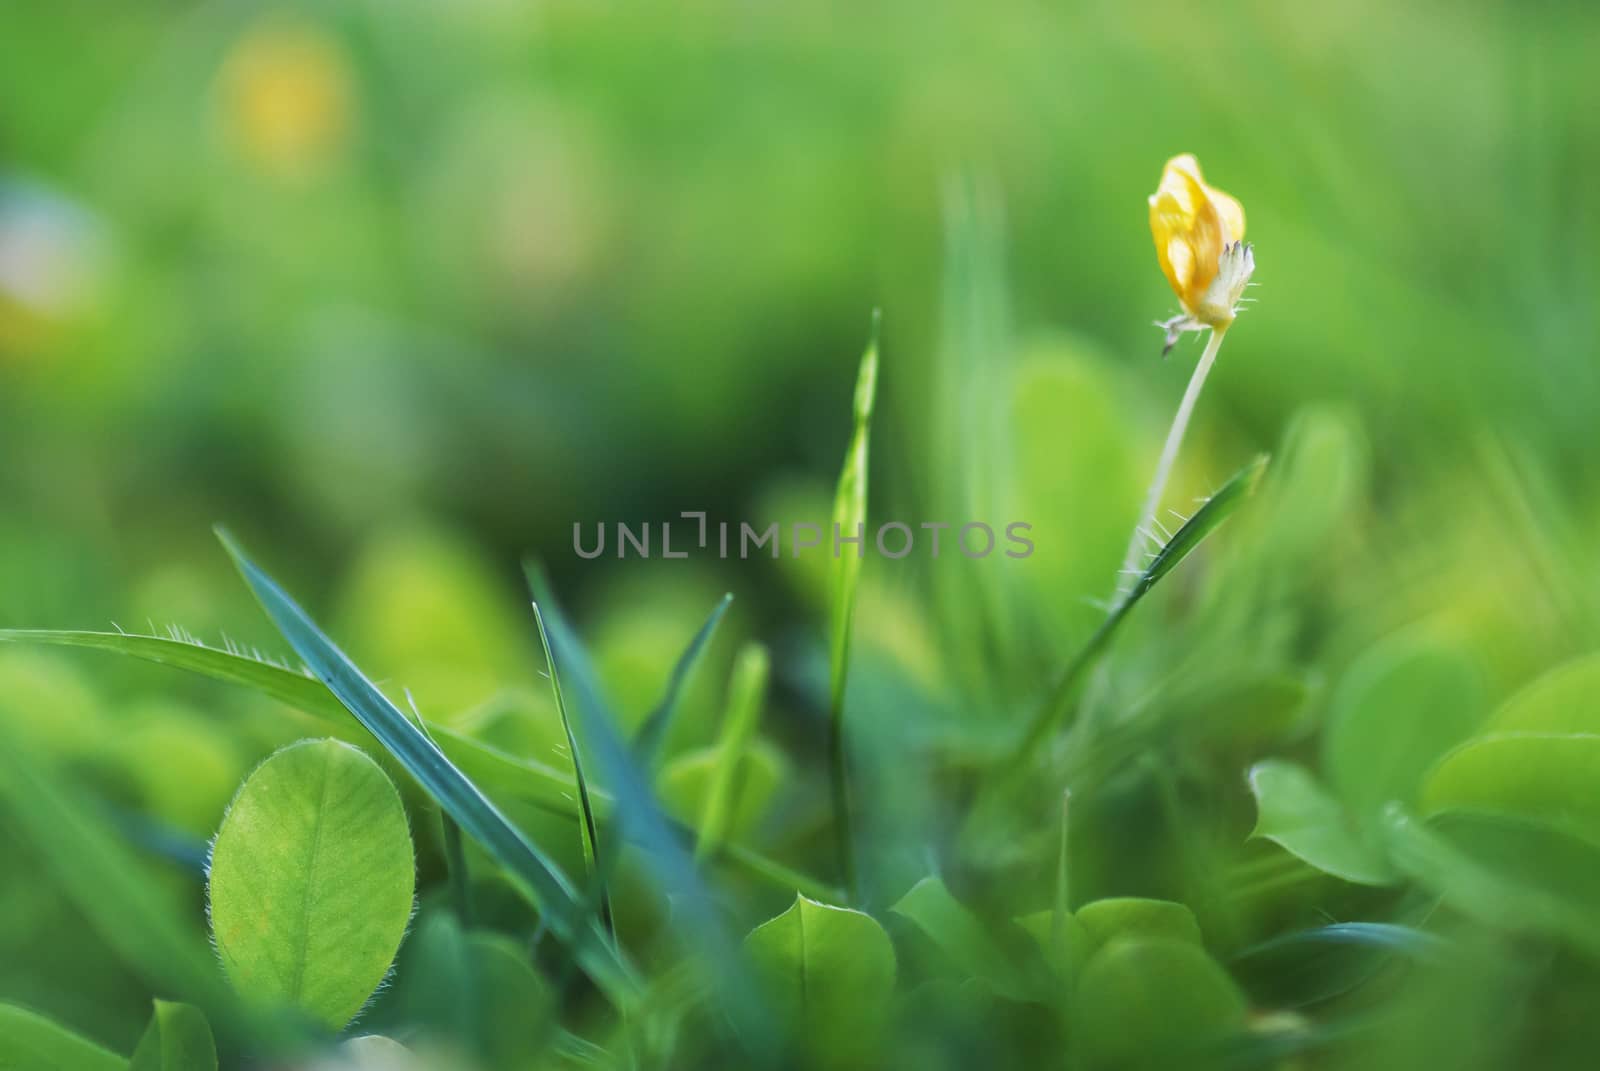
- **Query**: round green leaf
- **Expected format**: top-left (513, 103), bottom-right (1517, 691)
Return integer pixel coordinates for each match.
top-left (1073, 938), bottom-right (1246, 1066)
top-left (1422, 732), bottom-right (1600, 849)
top-left (1323, 635), bottom-right (1483, 820)
top-left (746, 895), bottom-right (896, 1061)
top-left (1075, 898), bottom-right (1202, 951)
top-left (1248, 760), bottom-right (1395, 885)
top-left (208, 738), bottom-right (415, 1028)
top-left (1486, 653), bottom-right (1600, 735)
top-left (131, 1000), bottom-right (217, 1071)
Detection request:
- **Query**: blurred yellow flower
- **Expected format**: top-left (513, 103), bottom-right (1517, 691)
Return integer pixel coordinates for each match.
top-left (219, 17), bottom-right (354, 183)
top-left (1148, 154), bottom-right (1253, 352)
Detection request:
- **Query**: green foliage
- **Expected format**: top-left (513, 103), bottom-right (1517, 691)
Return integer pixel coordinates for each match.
top-left (0, 723), bottom-right (236, 1017)
top-left (891, 877), bottom-right (1030, 1001)
top-left (744, 895), bottom-right (895, 1064)
top-left (5, 25), bottom-right (1600, 1056)
top-left (1015, 454), bottom-right (1269, 758)
top-left (208, 739), bottom-right (415, 1029)
top-left (694, 642), bottom-right (770, 860)
top-left (826, 316), bottom-right (880, 897)
top-left (1073, 939), bottom-right (1247, 1068)
top-left (1248, 760), bottom-right (1394, 885)
top-left (659, 740), bottom-right (784, 851)
top-left (0, 1003), bottom-right (125, 1071)
top-left (130, 1001), bottom-right (217, 1071)
top-left (1324, 634), bottom-right (1485, 821)
top-left (215, 533), bottom-right (635, 1003)
top-left (1074, 897), bottom-right (1203, 951)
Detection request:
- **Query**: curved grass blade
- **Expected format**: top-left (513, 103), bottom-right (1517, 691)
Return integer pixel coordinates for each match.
top-left (0, 627), bottom-right (840, 900)
top-left (523, 574), bottom-right (774, 1053)
top-left (631, 591), bottom-right (734, 765)
top-left (1012, 453), bottom-right (1269, 762)
top-left (0, 627), bottom-right (583, 814)
top-left (697, 643), bottom-right (770, 861)
top-left (531, 599), bottom-right (610, 939)
top-left (828, 312), bottom-right (879, 900)
top-left (526, 565), bottom-right (733, 940)
top-left (213, 528), bottom-right (637, 1005)
top-left (1232, 922), bottom-right (1449, 1007)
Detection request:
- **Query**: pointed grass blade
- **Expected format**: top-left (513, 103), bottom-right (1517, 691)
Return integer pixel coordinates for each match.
top-left (827, 313), bottom-right (880, 899)
top-left (213, 528), bottom-right (636, 1004)
top-left (1013, 454), bottom-right (1269, 762)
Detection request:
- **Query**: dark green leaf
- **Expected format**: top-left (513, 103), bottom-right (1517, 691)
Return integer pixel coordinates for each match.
top-left (891, 877), bottom-right (1030, 1001)
top-left (1073, 939), bottom-right (1246, 1067)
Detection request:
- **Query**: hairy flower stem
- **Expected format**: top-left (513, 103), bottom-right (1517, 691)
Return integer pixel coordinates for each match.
top-left (1118, 325), bottom-right (1229, 582)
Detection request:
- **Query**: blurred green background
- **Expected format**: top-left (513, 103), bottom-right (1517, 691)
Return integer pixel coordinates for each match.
top-left (4, 0), bottom-right (1600, 1063)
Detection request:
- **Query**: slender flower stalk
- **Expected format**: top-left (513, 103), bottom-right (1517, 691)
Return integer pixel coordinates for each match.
top-left (1118, 324), bottom-right (1228, 580)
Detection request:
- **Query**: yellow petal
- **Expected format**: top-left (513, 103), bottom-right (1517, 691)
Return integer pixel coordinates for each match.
top-left (1147, 154), bottom-right (1243, 314)
top-left (1209, 187), bottom-right (1245, 245)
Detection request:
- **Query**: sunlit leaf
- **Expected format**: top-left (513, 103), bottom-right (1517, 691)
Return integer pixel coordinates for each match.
top-left (208, 739), bottom-right (415, 1029)
top-left (1074, 897), bottom-right (1202, 951)
top-left (1486, 653), bottom-right (1600, 736)
top-left (1247, 760), bottom-right (1395, 885)
top-left (745, 895), bottom-right (895, 1064)
top-left (1422, 733), bottom-right (1600, 849)
top-left (213, 531), bottom-right (635, 1004)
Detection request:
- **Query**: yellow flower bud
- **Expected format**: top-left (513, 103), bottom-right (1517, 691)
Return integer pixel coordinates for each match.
top-left (1149, 154), bottom-right (1253, 352)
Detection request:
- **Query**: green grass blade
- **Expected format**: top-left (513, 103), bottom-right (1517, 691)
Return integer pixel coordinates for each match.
top-left (531, 598), bottom-right (611, 939)
top-left (827, 312), bottom-right (879, 900)
top-left (1013, 453), bottom-right (1269, 762)
top-left (696, 642), bottom-right (770, 861)
top-left (0, 628), bottom-right (586, 818)
top-left (212, 528), bottom-right (637, 1005)
top-left (523, 574), bottom-right (772, 1048)
top-left (631, 591), bottom-right (734, 765)
top-left (0, 626), bottom-right (835, 901)
top-left (404, 692), bottom-right (473, 928)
